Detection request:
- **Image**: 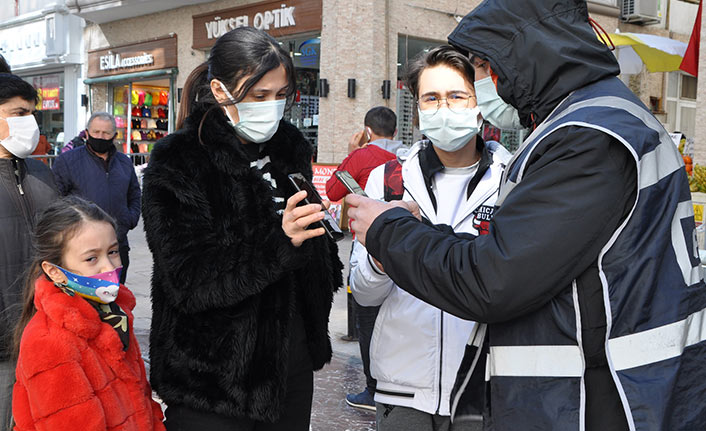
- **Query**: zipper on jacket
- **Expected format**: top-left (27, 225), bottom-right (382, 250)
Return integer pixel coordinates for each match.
top-left (12, 159), bottom-right (32, 226)
top-left (13, 159), bottom-right (24, 195)
top-left (436, 310), bottom-right (444, 415)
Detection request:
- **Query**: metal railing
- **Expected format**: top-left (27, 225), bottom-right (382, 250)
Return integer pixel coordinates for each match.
top-left (28, 152), bottom-right (151, 168)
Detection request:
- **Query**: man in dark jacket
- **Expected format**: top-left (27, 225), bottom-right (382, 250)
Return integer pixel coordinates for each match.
top-left (347, 1), bottom-right (706, 430)
top-left (52, 112), bottom-right (141, 284)
top-left (0, 73), bottom-right (57, 431)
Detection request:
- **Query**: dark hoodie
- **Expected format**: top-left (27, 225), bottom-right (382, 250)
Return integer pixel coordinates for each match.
top-left (448, 0), bottom-right (620, 128)
top-left (365, 1), bottom-right (638, 430)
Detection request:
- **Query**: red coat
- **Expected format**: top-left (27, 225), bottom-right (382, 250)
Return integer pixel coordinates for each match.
top-left (12, 277), bottom-right (164, 431)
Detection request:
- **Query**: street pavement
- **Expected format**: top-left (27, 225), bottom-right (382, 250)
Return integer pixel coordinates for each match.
top-left (127, 220), bottom-right (376, 431)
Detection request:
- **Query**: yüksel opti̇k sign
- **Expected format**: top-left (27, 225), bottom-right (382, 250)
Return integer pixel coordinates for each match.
top-left (192, 0), bottom-right (322, 50)
top-left (87, 35), bottom-right (178, 78)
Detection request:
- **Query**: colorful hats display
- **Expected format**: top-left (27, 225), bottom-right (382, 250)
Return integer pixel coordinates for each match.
top-left (131, 90), bottom-right (139, 105)
top-left (144, 92), bottom-right (152, 106)
top-left (147, 119), bottom-right (157, 129)
top-left (113, 104), bottom-right (124, 117)
top-left (160, 91), bottom-right (168, 106)
top-left (142, 107), bottom-right (151, 117)
top-left (152, 91), bottom-right (161, 105)
top-left (137, 91), bottom-right (145, 106)
top-left (115, 116), bottom-right (125, 129)
top-left (131, 130), bottom-right (141, 141)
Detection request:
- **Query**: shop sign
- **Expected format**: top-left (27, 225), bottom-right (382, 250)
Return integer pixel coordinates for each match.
top-left (0, 19), bottom-right (47, 67)
top-left (100, 52), bottom-right (154, 71)
top-left (87, 35), bottom-right (177, 78)
top-left (193, 0), bottom-right (322, 49)
top-left (33, 74), bottom-right (61, 111)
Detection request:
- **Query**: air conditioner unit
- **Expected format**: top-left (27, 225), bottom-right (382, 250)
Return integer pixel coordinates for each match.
top-left (621, 0), bottom-right (661, 25)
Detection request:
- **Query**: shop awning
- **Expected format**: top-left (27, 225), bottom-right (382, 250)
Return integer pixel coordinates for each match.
top-left (83, 68), bottom-right (178, 85)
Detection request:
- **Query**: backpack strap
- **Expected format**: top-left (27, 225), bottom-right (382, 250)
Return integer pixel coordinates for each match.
top-left (383, 159), bottom-right (404, 202)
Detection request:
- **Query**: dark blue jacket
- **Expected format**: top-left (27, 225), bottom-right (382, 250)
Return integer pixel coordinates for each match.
top-left (52, 146), bottom-right (141, 247)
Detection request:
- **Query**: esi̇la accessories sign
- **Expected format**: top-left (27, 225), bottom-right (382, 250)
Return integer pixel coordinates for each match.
top-left (87, 35), bottom-right (178, 78)
top-left (192, 0), bottom-right (322, 50)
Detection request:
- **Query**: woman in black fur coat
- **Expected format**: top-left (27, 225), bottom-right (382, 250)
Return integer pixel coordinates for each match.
top-left (141, 27), bottom-right (343, 430)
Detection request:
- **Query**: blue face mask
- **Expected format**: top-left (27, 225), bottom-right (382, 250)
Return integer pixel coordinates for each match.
top-left (52, 265), bottom-right (122, 304)
top-left (474, 77), bottom-right (522, 130)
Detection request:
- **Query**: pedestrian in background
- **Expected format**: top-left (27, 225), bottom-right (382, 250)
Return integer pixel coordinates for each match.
top-left (347, 0), bottom-right (706, 429)
top-left (52, 112), bottom-right (141, 284)
top-left (325, 106), bottom-right (402, 412)
top-left (11, 196), bottom-right (164, 431)
top-left (61, 129), bottom-right (87, 153)
top-left (142, 27), bottom-right (342, 431)
top-left (350, 45), bottom-right (505, 431)
top-left (0, 73), bottom-right (57, 431)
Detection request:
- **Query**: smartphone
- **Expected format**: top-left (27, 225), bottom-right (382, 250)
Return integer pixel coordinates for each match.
top-left (287, 173), bottom-right (344, 242)
top-left (334, 170), bottom-right (368, 197)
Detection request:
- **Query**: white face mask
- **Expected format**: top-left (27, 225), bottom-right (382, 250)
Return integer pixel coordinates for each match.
top-left (418, 106), bottom-right (481, 153)
top-left (0, 115), bottom-right (40, 158)
top-left (218, 82), bottom-right (286, 144)
top-left (474, 77), bottom-right (522, 130)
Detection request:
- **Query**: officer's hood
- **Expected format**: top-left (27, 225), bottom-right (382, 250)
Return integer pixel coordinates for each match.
top-left (448, 0), bottom-right (620, 127)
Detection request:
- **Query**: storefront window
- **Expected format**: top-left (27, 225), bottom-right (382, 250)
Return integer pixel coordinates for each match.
top-left (108, 78), bottom-right (172, 163)
top-left (24, 73), bottom-right (64, 154)
top-left (273, 34), bottom-right (321, 150)
top-left (666, 72), bottom-right (697, 139)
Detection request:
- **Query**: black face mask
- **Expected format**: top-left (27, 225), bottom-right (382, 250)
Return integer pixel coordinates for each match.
top-left (87, 134), bottom-right (116, 154)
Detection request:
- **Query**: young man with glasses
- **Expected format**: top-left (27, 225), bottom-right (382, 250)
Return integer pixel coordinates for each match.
top-left (349, 45), bottom-right (510, 431)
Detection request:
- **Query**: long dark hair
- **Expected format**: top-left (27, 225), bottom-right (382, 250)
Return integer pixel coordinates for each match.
top-left (176, 27), bottom-right (297, 141)
top-left (12, 196), bottom-right (116, 358)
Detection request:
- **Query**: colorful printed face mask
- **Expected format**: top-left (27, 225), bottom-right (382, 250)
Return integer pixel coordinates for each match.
top-left (52, 265), bottom-right (122, 304)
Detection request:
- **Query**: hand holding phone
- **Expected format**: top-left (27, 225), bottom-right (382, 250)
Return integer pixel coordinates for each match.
top-left (334, 170), bottom-right (368, 197)
top-left (287, 173), bottom-right (344, 242)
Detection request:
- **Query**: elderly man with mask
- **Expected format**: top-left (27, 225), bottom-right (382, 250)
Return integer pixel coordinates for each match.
top-left (53, 112), bottom-right (141, 284)
top-left (0, 73), bottom-right (57, 431)
top-left (346, 0), bottom-right (706, 430)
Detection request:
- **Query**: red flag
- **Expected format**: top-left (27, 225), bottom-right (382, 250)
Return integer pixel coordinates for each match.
top-left (680, 0), bottom-right (702, 76)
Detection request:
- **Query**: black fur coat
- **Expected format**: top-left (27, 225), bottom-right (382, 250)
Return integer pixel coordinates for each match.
top-left (141, 104), bottom-right (343, 422)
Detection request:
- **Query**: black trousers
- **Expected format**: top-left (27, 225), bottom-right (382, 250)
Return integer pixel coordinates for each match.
top-left (164, 315), bottom-right (314, 431)
top-left (118, 245), bottom-right (129, 284)
top-left (355, 300), bottom-right (380, 393)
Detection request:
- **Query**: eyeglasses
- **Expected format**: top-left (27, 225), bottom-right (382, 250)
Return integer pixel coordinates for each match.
top-left (418, 92), bottom-right (476, 114)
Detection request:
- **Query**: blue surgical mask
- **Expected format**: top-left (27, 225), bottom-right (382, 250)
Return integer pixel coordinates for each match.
top-left (474, 77), bottom-right (521, 130)
top-left (52, 265), bottom-right (122, 304)
top-left (418, 106), bottom-right (481, 152)
top-left (218, 81), bottom-right (286, 143)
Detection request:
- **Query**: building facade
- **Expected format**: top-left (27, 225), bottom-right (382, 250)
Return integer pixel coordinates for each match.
top-left (1, 0), bottom-right (701, 163)
top-left (0, 2), bottom-right (84, 149)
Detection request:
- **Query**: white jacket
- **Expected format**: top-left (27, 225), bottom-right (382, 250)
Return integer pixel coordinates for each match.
top-left (350, 140), bottom-right (510, 416)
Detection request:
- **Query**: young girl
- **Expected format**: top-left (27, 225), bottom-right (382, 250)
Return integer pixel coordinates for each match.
top-left (11, 196), bottom-right (164, 431)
